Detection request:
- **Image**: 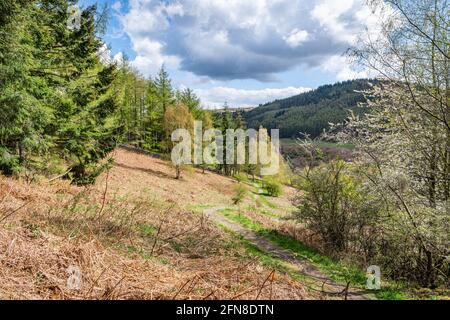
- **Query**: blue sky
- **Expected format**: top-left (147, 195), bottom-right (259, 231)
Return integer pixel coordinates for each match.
top-left (79, 0), bottom-right (379, 108)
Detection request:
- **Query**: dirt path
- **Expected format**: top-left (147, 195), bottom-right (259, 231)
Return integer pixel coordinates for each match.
top-left (204, 207), bottom-right (369, 300)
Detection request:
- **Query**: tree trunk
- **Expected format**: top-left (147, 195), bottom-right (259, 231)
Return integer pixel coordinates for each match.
top-left (176, 165), bottom-right (181, 179)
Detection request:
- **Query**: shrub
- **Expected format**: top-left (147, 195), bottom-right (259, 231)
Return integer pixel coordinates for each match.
top-left (293, 160), bottom-right (450, 288)
top-left (264, 179), bottom-right (283, 197)
top-left (294, 160), bottom-right (379, 255)
top-left (232, 185), bottom-right (247, 205)
top-left (234, 173), bottom-right (246, 184)
top-left (0, 148), bottom-right (21, 175)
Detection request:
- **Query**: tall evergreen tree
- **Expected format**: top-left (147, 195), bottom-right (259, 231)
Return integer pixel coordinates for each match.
top-left (15, 1), bottom-right (122, 184)
top-left (235, 110), bottom-right (246, 130)
top-left (176, 88), bottom-right (201, 119)
top-left (53, 4), bottom-right (121, 184)
top-left (0, 0), bottom-right (54, 174)
top-left (154, 65), bottom-right (174, 113)
top-left (144, 78), bottom-right (164, 150)
top-left (216, 103), bottom-right (235, 176)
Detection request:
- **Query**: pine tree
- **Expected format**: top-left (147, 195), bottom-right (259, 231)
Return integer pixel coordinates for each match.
top-left (0, 0), bottom-right (53, 174)
top-left (235, 110), bottom-right (246, 130)
top-left (155, 65), bottom-right (174, 113)
top-left (176, 88), bottom-right (201, 119)
top-left (234, 110), bottom-right (247, 175)
top-left (200, 110), bottom-right (214, 173)
top-left (145, 78), bottom-right (164, 151)
top-left (36, 2), bottom-right (122, 184)
top-left (217, 103), bottom-right (235, 176)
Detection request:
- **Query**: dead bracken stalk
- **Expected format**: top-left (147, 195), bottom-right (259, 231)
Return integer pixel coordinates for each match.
top-left (96, 169), bottom-right (111, 220)
top-left (230, 283), bottom-right (272, 300)
top-left (103, 276), bottom-right (126, 300)
top-left (87, 268), bottom-right (108, 298)
top-left (150, 204), bottom-right (174, 256)
top-left (162, 215), bottom-right (204, 242)
top-left (342, 281), bottom-right (351, 301)
top-left (172, 277), bottom-right (194, 300)
top-left (0, 201), bottom-right (31, 225)
top-left (0, 185), bottom-right (12, 208)
top-left (255, 269), bottom-right (276, 300)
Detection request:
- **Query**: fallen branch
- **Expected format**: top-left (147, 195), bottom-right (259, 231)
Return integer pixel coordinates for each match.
top-left (48, 168), bottom-right (72, 184)
top-left (0, 201), bottom-right (31, 224)
top-left (172, 277), bottom-right (194, 300)
top-left (255, 269), bottom-right (276, 300)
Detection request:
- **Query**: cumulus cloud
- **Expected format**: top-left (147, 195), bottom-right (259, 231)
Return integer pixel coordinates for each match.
top-left (97, 43), bottom-right (112, 64)
top-left (130, 38), bottom-right (180, 76)
top-left (118, 0), bottom-right (380, 80)
top-left (311, 0), bottom-right (358, 44)
top-left (195, 86), bottom-right (311, 109)
top-left (321, 55), bottom-right (369, 81)
top-left (112, 1), bottom-right (122, 12)
top-left (113, 52), bottom-right (125, 66)
top-left (284, 29), bottom-right (310, 48)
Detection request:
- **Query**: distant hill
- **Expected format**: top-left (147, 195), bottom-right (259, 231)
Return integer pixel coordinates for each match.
top-left (243, 79), bottom-right (374, 138)
top-left (214, 106), bottom-right (256, 113)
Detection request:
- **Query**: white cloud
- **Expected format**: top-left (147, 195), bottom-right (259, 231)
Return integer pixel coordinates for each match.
top-left (164, 3), bottom-right (184, 17)
top-left (128, 37), bottom-right (180, 76)
top-left (284, 29), bottom-right (309, 48)
top-left (113, 52), bottom-right (125, 66)
top-left (112, 1), bottom-right (122, 12)
top-left (97, 43), bottom-right (112, 64)
top-left (195, 86), bottom-right (311, 109)
top-left (311, 0), bottom-right (358, 44)
top-left (321, 55), bottom-right (369, 81)
top-left (117, 0), bottom-right (383, 80)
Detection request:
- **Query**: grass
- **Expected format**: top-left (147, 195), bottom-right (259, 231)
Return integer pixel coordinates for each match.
top-left (247, 206), bottom-right (279, 219)
top-left (219, 226), bottom-right (315, 284)
top-left (114, 243), bottom-right (170, 265)
top-left (258, 194), bottom-right (278, 208)
top-left (188, 203), bottom-right (214, 213)
top-left (137, 223), bottom-right (157, 237)
top-left (375, 287), bottom-right (408, 300)
top-left (219, 225), bottom-right (362, 300)
top-left (219, 208), bottom-right (410, 300)
top-left (219, 209), bottom-right (365, 286)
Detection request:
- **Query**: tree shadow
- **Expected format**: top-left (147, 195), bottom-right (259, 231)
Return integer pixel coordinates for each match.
top-left (115, 162), bottom-right (175, 180)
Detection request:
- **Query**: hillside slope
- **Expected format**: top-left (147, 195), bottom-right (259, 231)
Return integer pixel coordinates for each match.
top-left (0, 147), bottom-right (320, 300)
top-left (243, 79), bottom-right (373, 138)
top-left (0, 147), bottom-right (377, 300)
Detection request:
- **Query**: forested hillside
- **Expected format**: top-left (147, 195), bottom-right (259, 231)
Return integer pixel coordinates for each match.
top-left (243, 79), bottom-right (373, 138)
top-left (0, 1), bottom-right (266, 184)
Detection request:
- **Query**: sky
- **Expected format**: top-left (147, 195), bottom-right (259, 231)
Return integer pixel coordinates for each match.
top-left (78, 0), bottom-right (381, 109)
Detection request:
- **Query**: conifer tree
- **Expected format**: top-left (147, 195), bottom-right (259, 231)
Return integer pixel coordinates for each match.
top-left (55, 4), bottom-right (121, 184)
top-left (0, 0), bottom-right (53, 174)
top-left (217, 103), bottom-right (235, 176)
top-left (26, 1), bottom-right (121, 184)
top-left (155, 66), bottom-right (174, 113)
top-left (176, 88), bottom-right (201, 119)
